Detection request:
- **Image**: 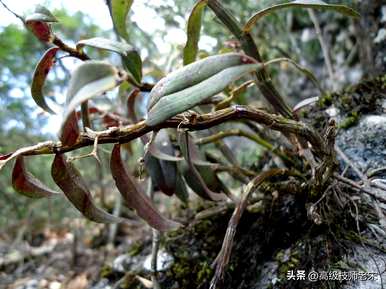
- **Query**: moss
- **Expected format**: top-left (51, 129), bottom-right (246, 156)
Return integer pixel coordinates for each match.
top-left (339, 111), bottom-right (359, 129)
top-left (127, 241), bottom-right (144, 257)
top-left (100, 265), bottom-right (114, 278)
top-left (120, 273), bottom-right (143, 289)
top-left (318, 92), bottom-right (333, 108)
top-left (162, 211), bottom-right (229, 288)
top-left (275, 247), bottom-right (301, 279)
top-left (308, 74), bottom-right (386, 135)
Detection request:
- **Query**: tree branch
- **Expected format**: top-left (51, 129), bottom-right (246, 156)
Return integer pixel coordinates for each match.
top-left (2, 105), bottom-right (325, 159)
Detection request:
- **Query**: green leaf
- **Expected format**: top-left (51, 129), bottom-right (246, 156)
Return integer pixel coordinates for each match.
top-left (63, 61), bottom-right (124, 126)
top-left (110, 144), bottom-right (181, 231)
top-left (12, 156), bottom-right (59, 198)
top-left (31, 47), bottom-right (59, 114)
top-left (175, 171), bottom-right (189, 204)
top-left (244, 0), bottom-right (360, 32)
top-left (148, 53), bottom-right (253, 110)
top-left (122, 50), bottom-right (142, 83)
top-left (111, 0), bottom-right (133, 40)
top-left (77, 37), bottom-right (134, 56)
top-left (52, 154), bottom-right (122, 224)
top-left (146, 62), bottom-right (262, 126)
top-left (183, 0), bottom-right (207, 65)
top-left (77, 37), bottom-right (142, 83)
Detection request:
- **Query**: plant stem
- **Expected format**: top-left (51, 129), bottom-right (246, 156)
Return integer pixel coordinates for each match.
top-left (207, 0), bottom-right (293, 118)
top-left (4, 105), bottom-right (326, 159)
top-left (308, 9), bottom-right (337, 90)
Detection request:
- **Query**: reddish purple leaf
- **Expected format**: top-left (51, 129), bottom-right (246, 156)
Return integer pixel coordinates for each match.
top-left (12, 156), bottom-right (59, 198)
top-left (52, 154), bottom-right (122, 223)
top-left (0, 153), bottom-right (13, 161)
top-left (59, 111), bottom-right (80, 146)
top-left (31, 47), bottom-right (59, 114)
top-left (26, 21), bottom-right (53, 43)
top-left (110, 144), bottom-right (181, 231)
top-left (127, 88), bottom-right (140, 122)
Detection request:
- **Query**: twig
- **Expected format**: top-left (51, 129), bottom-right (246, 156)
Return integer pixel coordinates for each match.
top-left (147, 179), bottom-right (161, 289)
top-left (151, 229), bottom-right (161, 289)
top-left (335, 145), bottom-right (368, 183)
top-left (67, 132), bottom-right (101, 163)
top-left (307, 9), bottom-right (337, 90)
top-left (0, 0), bottom-right (25, 24)
top-left (334, 173), bottom-right (386, 204)
top-left (108, 196), bottom-right (122, 245)
top-left (215, 80), bottom-right (254, 110)
top-left (207, 0), bottom-right (293, 118)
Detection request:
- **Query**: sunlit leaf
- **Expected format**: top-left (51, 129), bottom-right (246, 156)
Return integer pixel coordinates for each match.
top-left (12, 156), bottom-right (59, 198)
top-left (76, 37), bottom-right (142, 83)
top-left (62, 61), bottom-right (124, 127)
top-left (60, 111), bottom-right (80, 147)
top-left (293, 96), bottom-right (319, 113)
top-left (111, 0), bottom-right (133, 40)
top-left (52, 154), bottom-right (122, 223)
top-left (244, 0), bottom-right (360, 32)
top-left (77, 37), bottom-right (134, 56)
top-left (31, 47), bottom-right (59, 114)
top-left (183, 0), bottom-right (207, 65)
top-left (110, 144), bottom-right (181, 231)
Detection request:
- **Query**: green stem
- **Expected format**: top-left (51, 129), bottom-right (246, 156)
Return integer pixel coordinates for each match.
top-left (207, 0), bottom-right (293, 119)
top-left (80, 102), bottom-right (91, 130)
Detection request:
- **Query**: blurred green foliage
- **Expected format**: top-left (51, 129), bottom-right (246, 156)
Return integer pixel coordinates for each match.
top-left (0, 0), bottom-right (359, 235)
top-left (0, 9), bottom-right (108, 232)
